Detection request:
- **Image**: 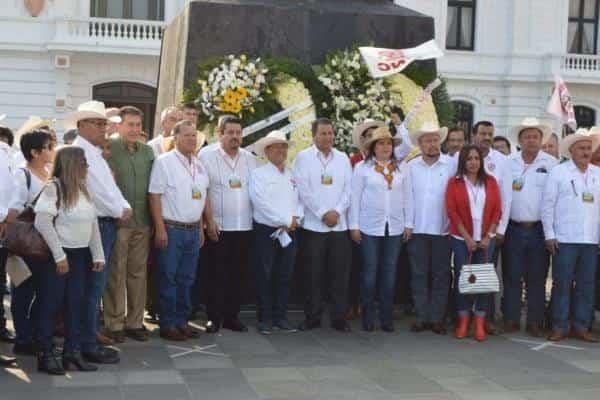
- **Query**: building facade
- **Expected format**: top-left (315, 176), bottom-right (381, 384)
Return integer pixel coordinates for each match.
top-left (0, 0), bottom-right (195, 135)
top-left (395, 0), bottom-right (600, 137)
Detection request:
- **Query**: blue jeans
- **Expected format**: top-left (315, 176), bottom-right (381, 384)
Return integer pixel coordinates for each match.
top-left (451, 237), bottom-right (495, 317)
top-left (503, 222), bottom-right (548, 325)
top-left (157, 226), bottom-right (200, 329)
top-left (360, 233), bottom-right (403, 327)
top-left (253, 223), bottom-right (297, 324)
top-left (552, 243), bottom-right (597, 334)
top-left (11, 257), bottom-right (43, 345)
top-left (81, 218), bottom-right (116, 353)
top-left (407, 234), bottom-right (451, 324)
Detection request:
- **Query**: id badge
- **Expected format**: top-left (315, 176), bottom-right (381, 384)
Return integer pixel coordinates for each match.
top-left (512, 178), bottom-right (524, 192)
top-left (583, 191), bottom-right (594, 203)
top-left (229, 175), bottom-right (242, 189)
top-left (191, 184), bottom-right (202, 200)
top-left (321, 173), bottom-right (333, 186)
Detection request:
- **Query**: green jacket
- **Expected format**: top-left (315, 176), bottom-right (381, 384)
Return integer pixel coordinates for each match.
top-left (108, 137), bottom-right (154, 228)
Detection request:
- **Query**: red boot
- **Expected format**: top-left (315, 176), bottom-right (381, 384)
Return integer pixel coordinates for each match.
top-left (474, 316), bottom-right (487, 342)
top-left (454, 316), bottom-right (470, 339)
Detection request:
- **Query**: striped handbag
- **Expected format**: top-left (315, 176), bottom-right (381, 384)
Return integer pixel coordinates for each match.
top-left (458, 255), bottom-right (499, 294)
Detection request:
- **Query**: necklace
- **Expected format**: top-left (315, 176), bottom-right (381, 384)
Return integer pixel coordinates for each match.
top-left (374, 161), bottom-right (396, 190)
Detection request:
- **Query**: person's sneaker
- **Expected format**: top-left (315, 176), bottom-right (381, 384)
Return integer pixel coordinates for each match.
top-left (273, 320), bottom-right (297, 333)
top-left (257, 322), bottom-right (272, 335)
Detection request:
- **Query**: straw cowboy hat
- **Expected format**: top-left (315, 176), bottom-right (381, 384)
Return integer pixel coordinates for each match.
top-left (16, 116), bottom-right (55, 138)
top-left (560, 128), bottom-right (600, 158)
top-left (253, 130), bottom-right (289, 158)
top-left (510, 117), bottom-right (552, 145)
top-left (352, 119), bottom-right (385, 147)
top-left (362, 125), bottom-right (402, 155)
top-left (64, 100), bottom-right (121, 130)
top-left (409, 121), bottom-right (448, 144)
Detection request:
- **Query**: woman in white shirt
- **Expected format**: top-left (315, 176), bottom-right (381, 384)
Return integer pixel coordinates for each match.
top-left (9, 130), bottom-right (53, 357)
top-left (349, 126), bottom-right (413, 332)
top-left (34, 146), bottom-right (105, 375)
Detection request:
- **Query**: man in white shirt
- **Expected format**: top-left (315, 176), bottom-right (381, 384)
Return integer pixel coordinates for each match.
top-left (69, 100), bottom-right (130, 364)
top-left (148, 106), bottom-right (181, 157)
top-left (406, 122), bottom-right (455, 334)
top-left (294, 118), bottom-right (353, 333)
top-left (249, 130), bottom-right (303, 334)
top-left (201, 116), bottom-right (258, 333)
top-left (149, 120), bottom-right (208, 341)
top-left (542, 129), bottom-right (600, 342)
top-left (444, 126), bottom-right (467, 157)
top-left (472, 120), bottom-right (513, 332)
top-left (542, 133), bottom-right (560, 160)
top-left (503, 118), bottom-right (558, 337)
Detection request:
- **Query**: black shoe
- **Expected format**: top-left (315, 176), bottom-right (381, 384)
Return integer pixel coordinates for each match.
top-left (82, 346), bottom-right (120, 364)
top-left (0, 329), bottom-right (15, 343)
top-left (37, 349), bottom-right (64, 375)
top-left (144, 313), bottom-right (159, 324)
top-left (410, 322), bottom-right (429, 332)
top-left (381, 323), bottom-right (395, 333)
top-left (205, 320), bottom-right (220, 334)
top-left (0, 354), bottom-right (17, 366)
top-left (13, 342), bottom-right (37, 356)
top-left (125, 327), bottom-right (149, 342)
top-left (331, 320), bottom-right (351, 333)
top-left (223, 319), bottom-right (248, 332)
top-left (298, 319), bottom-right (321, 331)
top-left (63, 351), bottom-right (98, 372)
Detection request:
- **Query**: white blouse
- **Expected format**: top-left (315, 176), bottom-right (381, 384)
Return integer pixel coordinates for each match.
top-left (348, 159), bottom-right (413, 237)
top-left (11, 167), bottom-right (46, 214)
top-left (464, 177), bottom-right (486, 241)
top-left (34, 182), bottom-right (104, 263)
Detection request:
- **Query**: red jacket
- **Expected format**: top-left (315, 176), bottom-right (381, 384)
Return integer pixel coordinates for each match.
top-left (350, 153), bottom-right (364, 168)
top-left (445, 175), bottom-right (502, 239)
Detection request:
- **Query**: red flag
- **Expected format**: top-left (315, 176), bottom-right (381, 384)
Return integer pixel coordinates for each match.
top-left (546, 75), bottom-right (576, 130)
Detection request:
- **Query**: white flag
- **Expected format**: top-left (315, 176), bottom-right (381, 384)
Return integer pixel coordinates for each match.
top-left (359, 40), bottom-right (444, 79)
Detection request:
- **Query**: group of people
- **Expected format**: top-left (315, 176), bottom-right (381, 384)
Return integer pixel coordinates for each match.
top-left (0, 98), bottom-right (598, 377)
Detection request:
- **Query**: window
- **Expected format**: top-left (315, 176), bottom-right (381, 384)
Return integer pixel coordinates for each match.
top-left (568, 0), bottom-right (599, 54)
top-left (575, 105), bottom-right (596, 128)
top-left (91, 0), bottom-right (165, 21)
top-left (446, 0), bottom-right (476, 51)
top-left (451, 100), bottom-right (474, 138)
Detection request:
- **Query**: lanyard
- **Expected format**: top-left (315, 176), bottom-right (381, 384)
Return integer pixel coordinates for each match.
top-left (175, 152), bottom-right (196, 181)
top-left (317, 151), bottom-right (333, 173)
top-left (466, 179), bottom-right (482, 206)
top-left (221, 151), bottom-right (241, 174)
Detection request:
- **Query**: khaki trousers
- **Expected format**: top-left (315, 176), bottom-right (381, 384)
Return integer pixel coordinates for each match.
top-left (103, 227), bottom-right (150, 331)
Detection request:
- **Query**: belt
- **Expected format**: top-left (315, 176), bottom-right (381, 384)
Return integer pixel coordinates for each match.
top-left (98, 217), bottom-right (116, 223)
top-left (509, 220), bottom-right (541, 229)
top-left (164, 219), bottom-right (201, 230)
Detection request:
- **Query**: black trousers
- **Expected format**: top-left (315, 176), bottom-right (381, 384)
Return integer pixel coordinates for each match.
top-left (206, 231), bottom-right (250, 325)
top-left (0, 248), bottom-right (7, 329)
top-left (302, 229), bottom-right (351, 322)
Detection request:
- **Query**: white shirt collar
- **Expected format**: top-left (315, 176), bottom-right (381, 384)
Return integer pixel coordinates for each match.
top-left (75, 135), bottom-right (102, 156)
top-left (312, 145), bottom-right (334, 159)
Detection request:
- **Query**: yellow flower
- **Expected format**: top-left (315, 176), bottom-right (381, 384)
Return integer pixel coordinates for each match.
top-left (236, 87), bottom-right (249, 99)
top-left (223, 90), bottom-right (237, 103)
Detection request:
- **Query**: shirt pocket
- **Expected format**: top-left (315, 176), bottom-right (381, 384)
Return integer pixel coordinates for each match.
top-left (534, 171), bottom-right (549, 187)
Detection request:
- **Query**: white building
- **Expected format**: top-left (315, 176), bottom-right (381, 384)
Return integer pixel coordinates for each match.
top-left (0, 0), bottom-right (195, 136)
top-left (395, 0), bottom-right (600, 136)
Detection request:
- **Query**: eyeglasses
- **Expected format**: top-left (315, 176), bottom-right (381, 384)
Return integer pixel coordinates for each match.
top-left (84, 120), bottom-right (108, 128)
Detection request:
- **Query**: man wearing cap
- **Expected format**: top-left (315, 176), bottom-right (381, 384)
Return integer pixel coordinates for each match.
top-left (249, 130), bottom-right (302, 334)
top-left (103, 106), bottom-right (154, 343)
top-left (69, 100), bottom-right (130, 363)
top-left (149, 120), bottom-right (208, 341)
top-left (472, 120), bottom-right (513, 332)
top-left (406, 122), bottom-right (455, 334)
top-left (503, 118), bottom-right (558, 337)
top-left (200, 116), bottom-right (258, 333)
top-left (294, 117), bottom-right (353, 333)
top-left (148, 106), bottom-right (182, 158)
top-left (542, 128), bottom-right (600, 342)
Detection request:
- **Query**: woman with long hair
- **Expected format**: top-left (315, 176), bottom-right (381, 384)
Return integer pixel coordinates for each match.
top-left (34, 146), bottom-right (105, 374)
top-left (10, 129), bottom-right (54, 356)
top-left (348, 126), bottom-right (413, 332)
top-left (445, 145), bottom-right (501, 342)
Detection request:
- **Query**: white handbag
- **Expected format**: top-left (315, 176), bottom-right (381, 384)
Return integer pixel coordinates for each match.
top-left (458, 261), bottom-right (499, 294)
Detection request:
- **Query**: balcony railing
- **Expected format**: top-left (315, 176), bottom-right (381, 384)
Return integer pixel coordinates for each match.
top-left (560, 53), bottom-right (600, 74)
top-left (51, 17), bottom-right (166, 55)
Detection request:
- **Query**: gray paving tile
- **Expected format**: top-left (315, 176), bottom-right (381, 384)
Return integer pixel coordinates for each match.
top-left (432, 376), bottom-right (510, 393)
top-left (242, 367), bottom-right (307, 382)
top-left (174, 353), bottom-right (235, 369)
top-left (298, 365), bottom-right (372, 382)
top-left (455, 392), bottom-right (527, 400)
top-left (415, 363), bottom-right (482, 380)
top-left (43, 387), bottom-right (123, 400)
top-left (215, 331), bottom-right (278, 356)
top-left (183, 368), bottom-right (259, 399)
top-left (515, 389), bottom-right (600, 400)
top-left (122, 384), bottom-right (191, 400)
top-left (566, 359), bottom-right (600, 372)
top-left (120, 369), bottom-right (184, 385)
top-left (52, 371), bottom-right (119, 387)
top-left (251, 380), bottom-right (318, 399)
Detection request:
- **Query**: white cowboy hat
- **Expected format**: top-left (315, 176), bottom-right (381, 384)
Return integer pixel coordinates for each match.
top-left (253, 130), bottom-right (289, 158)
top-left (16, 116), bottom-right (55, 138)
top-left (560, 128), bottom-right (600, 158)
top-left (588, 126), bottom-right (600, 137)
top-left (0, 114), bottom-right (5, 122)
top-left (64, 100), bottom-right (121, 130)
top-left (352, 119), bottom-right (385, 147)
top-left (362, 125), bottom-right (402, 155)
top-left (510, 117), bottom-right (552, 145)
top-left (409, 121), bottom-right (448, 144)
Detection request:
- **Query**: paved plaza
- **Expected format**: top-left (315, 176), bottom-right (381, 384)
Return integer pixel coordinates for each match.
top-left (2, 310), bottom-right (600, 400)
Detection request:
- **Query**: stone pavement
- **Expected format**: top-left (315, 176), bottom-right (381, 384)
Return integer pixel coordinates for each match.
top-left (2, 312), bottom-right (600, 400)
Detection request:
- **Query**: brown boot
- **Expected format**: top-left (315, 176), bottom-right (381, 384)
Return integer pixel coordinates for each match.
top-left (474, 316), bottom-right (487, 342)
top-left (503, 321), bottom-right (520, 334)
top-left (97, 332), bottom-right (115, 346)
top-left (526, 324), bottom-right (544, 338)
top-left (160, 328), bottom-right (187, 342)
top-left (547, 330), bottom-right (566, 342)
top-left (454, 316), bottom-right (470, 339)
top-left (572, 330), bottom-right (599, 343)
